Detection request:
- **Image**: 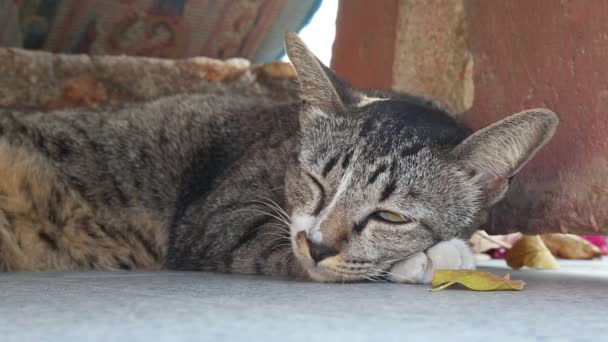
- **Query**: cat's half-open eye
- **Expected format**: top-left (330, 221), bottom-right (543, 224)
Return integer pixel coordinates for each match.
top-left (373, 211), bottom-right (412, 224)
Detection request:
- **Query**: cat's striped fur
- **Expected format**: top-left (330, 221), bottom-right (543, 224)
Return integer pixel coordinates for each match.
top-left (0, 33), bottom-right (558, 283)
top-left (0, 95), bottom-right (304, 275)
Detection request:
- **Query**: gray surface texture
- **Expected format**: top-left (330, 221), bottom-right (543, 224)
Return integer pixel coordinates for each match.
top-left (1, 259), bottom-right (607, 342)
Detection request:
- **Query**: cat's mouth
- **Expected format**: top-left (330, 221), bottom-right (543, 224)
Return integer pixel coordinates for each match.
top-left (292, 231), bottom-right (380, 282)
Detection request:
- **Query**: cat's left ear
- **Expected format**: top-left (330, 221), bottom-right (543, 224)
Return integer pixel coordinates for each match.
top-left (451, 109), bottom-right (559, 206)
top-left (284, 31), bottom-right (356, 114)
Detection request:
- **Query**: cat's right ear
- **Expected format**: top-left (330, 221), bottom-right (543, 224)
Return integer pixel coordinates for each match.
top-left (284, 31), bottom-right (350, 115)
top-left (451, 109), bottom-right (559, 206)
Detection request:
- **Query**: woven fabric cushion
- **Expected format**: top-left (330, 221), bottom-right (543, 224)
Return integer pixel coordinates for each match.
top-left (0, 0), bottom-right (320, 62)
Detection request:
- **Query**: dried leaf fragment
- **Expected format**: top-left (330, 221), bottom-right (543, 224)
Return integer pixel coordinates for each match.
top-left (470, 230), bottom-right (508, 253)
top-left (431, 269), bottom-right (525, 292)
top-left (506, 235), bottom-right (559, 270)
top-left (541, 234), bottom-right (604, 259)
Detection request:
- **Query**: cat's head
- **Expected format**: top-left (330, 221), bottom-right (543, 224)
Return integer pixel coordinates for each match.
top-left (282, 32), bottom-right (558, 282)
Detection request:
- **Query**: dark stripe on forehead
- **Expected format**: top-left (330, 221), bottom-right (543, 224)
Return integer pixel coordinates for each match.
top-left (400, 143), bottom-right (423, 158)
top-left (322, 155), bottom-right (339, 177)
top-left (379, 179), bottom-right (397, 202)
top-left (368, 163), bottom-right (388, 184)
top-left (389, 159), bottom-right (397, 173)
top-left (341, 150), bottom-right (353, 169)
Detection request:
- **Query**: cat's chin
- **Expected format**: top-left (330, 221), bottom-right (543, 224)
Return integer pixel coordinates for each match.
top-left (305, 266), bottom-right (341, 282)
top-left (291, 252), bottom-right (340, 282)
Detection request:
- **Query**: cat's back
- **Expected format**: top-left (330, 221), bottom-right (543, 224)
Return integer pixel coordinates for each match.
top-left (0, 93), bottom-right (300, 213)
top-left (7, 93), bottom-right (301, 170)
top-left (10, 93), bottom-right (298, 133)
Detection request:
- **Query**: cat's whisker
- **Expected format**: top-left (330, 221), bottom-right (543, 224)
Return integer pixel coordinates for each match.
top-left (285, 254), bottom-right (296, 265)
top-left (254, 201), bottom-right (290, 222)
top-left (371, 268), bottom-right (412, 282)
top-left (260, 235), bottom-right (291, 246)
top-left (266, 222), bottom-right (289, 228)
top-left (295, 268), bottom-right (308, 281)
top-left (266, 221), bottom-right (289, 229)
top-left (259, 196), bottom-right (291, 222)
top-left (257, 230), bottom-right (290, 240)
top-left (235, 208), bottom-right (291, 227)
top-left (265, 223), bottom-right (290, 234)
top-left (322, 265), bottom-right (380, 283)
top-left (265, 240), bottom-right (292, 249)
top-left (264, 243), bottom-right (293, 256)
top-left (278, 247), bottom-right (295, 258)
top-left (253, 197), bottom-right (287, 215)
top-left (224, 219), bottom-right (290, 251)
top-left (380, 251), bottom-right (420, 264)
top-left (362, 275), bottom-right (381, 283)
top-left (248, 199), bottom-right (292, 224)
top-left (269, 247), bottom-right (296, 272)
top-left (258, 231), bottom-right (290, 239)
top-left (365, 273), bottom-right (387, 284)
top-left (267, 228), bottom-right (290, 236)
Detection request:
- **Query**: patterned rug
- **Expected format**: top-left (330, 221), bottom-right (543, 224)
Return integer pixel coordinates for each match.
top-left (0, 0), bottom-right (321, 62)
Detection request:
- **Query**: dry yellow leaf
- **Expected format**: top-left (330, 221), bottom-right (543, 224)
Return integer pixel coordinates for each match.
top-left (541, 234), bottom-right (604, 259)
top-left (430, 269), bottom-right (525, 292)
top-left (506, 235), bottom-right (559, 270)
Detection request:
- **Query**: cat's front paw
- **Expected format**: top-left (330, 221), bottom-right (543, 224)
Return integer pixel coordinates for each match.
top-left (387, 238), bottom-right (475, 284)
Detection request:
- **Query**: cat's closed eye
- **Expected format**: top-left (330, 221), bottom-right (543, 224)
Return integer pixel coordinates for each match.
top-left (306, 173), bottom-right (325, 215)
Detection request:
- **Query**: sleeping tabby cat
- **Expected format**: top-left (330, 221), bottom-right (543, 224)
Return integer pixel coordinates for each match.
top-left (0, 33), bottom-right (558, 283)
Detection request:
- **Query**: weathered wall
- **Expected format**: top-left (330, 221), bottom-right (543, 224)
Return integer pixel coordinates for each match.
top-left (333, 0), bottom-right (608, 235)
top-left (332, 0), bottom-right (399, 89)
top-left (462, 0), bottom-right (608, 235)
top-left (393, 0), bottom-right (473, 113)
top-left (333, 0), bottom-right (473, 113)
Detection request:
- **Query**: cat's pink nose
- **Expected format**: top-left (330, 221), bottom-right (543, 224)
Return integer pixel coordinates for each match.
top-left (305, 236), bottom-right (339, 264)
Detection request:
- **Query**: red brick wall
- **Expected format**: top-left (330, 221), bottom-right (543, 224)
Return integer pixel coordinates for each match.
top-left (331, 0), bottom-right (399, 89)
top-left (462, 0), bottom-right (608, 235)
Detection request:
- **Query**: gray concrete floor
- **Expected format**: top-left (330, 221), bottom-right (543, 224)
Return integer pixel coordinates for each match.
top-left (2, 259), bottom-right (608, 342)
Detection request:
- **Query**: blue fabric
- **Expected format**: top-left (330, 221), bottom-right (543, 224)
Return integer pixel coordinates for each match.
top-left (253, 0), bottom-right (323, 63)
